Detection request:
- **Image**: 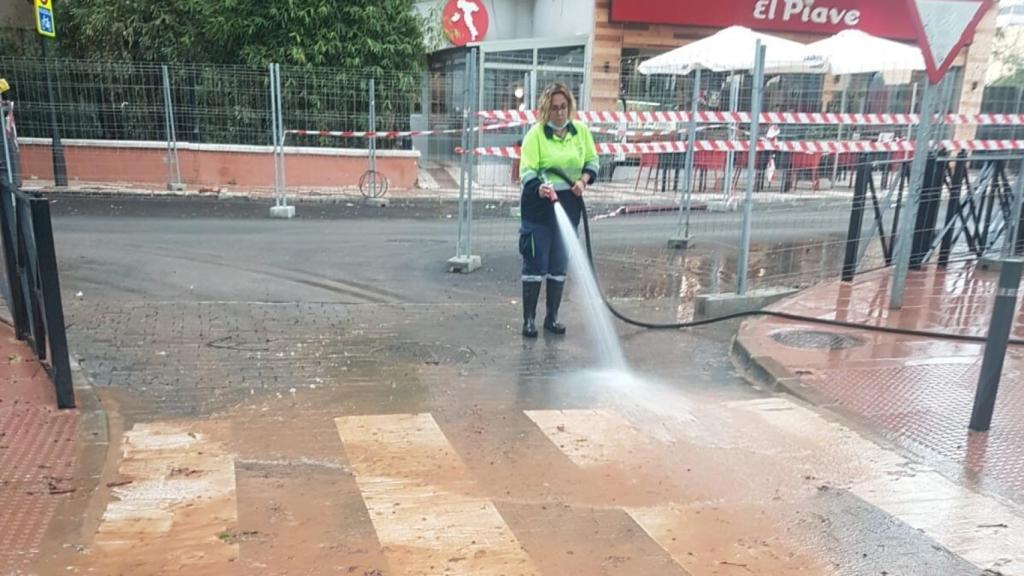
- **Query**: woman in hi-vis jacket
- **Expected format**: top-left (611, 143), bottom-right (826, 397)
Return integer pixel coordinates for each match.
top-left (517, 83), bottom-right (599, 338)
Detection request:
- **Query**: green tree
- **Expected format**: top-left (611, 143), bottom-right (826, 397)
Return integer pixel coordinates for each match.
top-left (56, 0), bottom-right (427, 73)
top-left (58, 0), bottom-right (211, 62)
top-left (199, 0), bottom-right (428, 137)
top-left (417, 0), bottom-right (449, 54)
top-left (210, 0), bottom-right (426, 73)
top-left (991, 27), bottom-right (1024, 87)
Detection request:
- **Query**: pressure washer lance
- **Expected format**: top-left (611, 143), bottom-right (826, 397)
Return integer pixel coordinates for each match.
top-left (537, 167), bottom-right (1024, 345)
top-left (539, 167), bottom-right (577, 203)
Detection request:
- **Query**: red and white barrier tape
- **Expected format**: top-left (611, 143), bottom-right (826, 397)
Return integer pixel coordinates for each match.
top-left (289, 122), bottom-right (715, 140)
top-left (587, 125), bottom-right (731, 138)
top-left (478, 110), bottom-right (1024, 126)
top-left (286, 121), bottom-right (523, 139)
top-left (466, 140), bottom-right (1024, 158)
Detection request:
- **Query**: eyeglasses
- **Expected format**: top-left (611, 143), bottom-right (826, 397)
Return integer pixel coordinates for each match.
top-left (550, 104), bottom-right (569, 112)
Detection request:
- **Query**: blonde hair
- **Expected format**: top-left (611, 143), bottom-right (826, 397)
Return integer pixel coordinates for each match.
top-left (539, 83), bottom-right (577, 125)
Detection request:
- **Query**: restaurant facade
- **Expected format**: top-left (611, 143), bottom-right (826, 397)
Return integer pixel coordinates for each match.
top-left (423, 0), bottom-right (997, 129)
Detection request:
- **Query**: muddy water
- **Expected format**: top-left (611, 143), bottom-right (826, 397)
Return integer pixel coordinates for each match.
top-left (593, 236), bottom-right (848, 322)
top-left (48, 364), bottom-right (995, 576)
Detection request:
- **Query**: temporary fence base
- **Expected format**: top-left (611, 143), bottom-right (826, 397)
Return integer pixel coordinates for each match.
top-left (978, 256), bottom-right (1008, 272)
top-left (269, 205), bottom-right (296, 219)
top-left (447, 255), bottom-right (481, 274)
top-left (695, 287), bottom-right (798, 320)
top-left (363, 197), bottom-right (390, 208)
top-left (667, 235), bottom-right (693, 249)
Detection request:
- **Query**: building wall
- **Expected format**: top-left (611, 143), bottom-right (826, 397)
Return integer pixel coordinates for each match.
top-left (483, 0), bottom-right (536, 41)
top-left (533, 0), bottom-right (594, 39)
top-left (958, 6), bottom-right (999, 139)
top-left (591, 0), bottom-right (625, 113)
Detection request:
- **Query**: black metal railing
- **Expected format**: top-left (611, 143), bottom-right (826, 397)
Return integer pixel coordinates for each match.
top-left (842, 152), bottom-right (1024, 282)
top-left (0, 177), bottom-right (73, 409)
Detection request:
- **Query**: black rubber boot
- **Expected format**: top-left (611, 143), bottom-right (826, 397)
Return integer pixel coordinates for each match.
top-left (544, 280), bottom-right (566, 335)
top-left (522, 281), bottom-right (541, 338)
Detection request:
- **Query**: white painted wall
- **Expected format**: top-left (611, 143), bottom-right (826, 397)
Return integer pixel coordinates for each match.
top-left (414, 1), bottom-right (436, 18)
top-left (480, 0), bottom-right (535, 41)
top-left (532, 0), bottom-right (594, 39)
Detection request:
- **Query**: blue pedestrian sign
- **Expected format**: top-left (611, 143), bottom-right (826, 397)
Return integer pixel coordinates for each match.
top-left (35, 0), bottom-right (56, 38)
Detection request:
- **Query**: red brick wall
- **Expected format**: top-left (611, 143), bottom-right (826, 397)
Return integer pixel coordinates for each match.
top-left (18, 141), bottom-right (419, 191)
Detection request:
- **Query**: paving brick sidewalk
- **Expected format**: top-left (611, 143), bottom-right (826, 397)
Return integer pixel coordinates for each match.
top-left (0, 320), bottom-right (79, 575)
top-left (735, 261), bottom-right (1024, 501)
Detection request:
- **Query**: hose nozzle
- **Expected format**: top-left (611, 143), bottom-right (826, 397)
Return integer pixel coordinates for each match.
top-left (540, 183), bottom-right (559, 203)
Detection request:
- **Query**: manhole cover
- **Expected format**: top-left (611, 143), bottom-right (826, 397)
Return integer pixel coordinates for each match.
top-left (771, 329), bottom-right (864, 350)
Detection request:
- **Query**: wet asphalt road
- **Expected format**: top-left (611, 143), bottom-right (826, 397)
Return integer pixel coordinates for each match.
top-left (49, 195), bottom-right (855, 417)
top-left (34, 196), bottom-right (1009, 576)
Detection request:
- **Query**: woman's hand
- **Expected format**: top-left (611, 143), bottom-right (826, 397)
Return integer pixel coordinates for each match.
top-left (571, 179), bottom-right (586, 197)
top-left (539, 183), bottom-right (558, 203)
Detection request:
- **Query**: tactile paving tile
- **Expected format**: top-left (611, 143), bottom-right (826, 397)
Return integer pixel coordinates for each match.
top-left (743, 262), bottom-right (1024, 497)
top-left (806, 354), bottom-right (1024, 495)
top-left (0, 404), bottom-right (79, 570)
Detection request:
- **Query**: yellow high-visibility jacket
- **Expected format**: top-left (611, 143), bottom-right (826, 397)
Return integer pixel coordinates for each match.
top-left (518, 121), bottom-right (599, 226)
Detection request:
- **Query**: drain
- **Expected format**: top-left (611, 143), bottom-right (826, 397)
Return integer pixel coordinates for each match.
top-left (771, 329), bottom-right (864, 350)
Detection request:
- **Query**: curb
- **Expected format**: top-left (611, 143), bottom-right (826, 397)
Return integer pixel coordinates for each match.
top-left (30, 186), bottom-right (852, 211)
top-left (36, 189), bottom-right (524, 213)
top-left (33, 353), bottom-right (113, 564)
top-left (729, 322), bottom-right (836, 408)
top-left (70, 355), bottom-right (110, 462)
top-left (0, 307), bottom-right (106, 437)
top-left (39, 189), bottom-right (433, 206)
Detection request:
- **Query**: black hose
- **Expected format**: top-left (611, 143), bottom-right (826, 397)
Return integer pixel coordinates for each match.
top-left (576, 196), bottom-right (1024, 346)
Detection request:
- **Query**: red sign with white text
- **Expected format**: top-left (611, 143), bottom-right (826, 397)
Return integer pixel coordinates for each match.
top-left (609, 0), bottom-right (923, 40)
top-left (443, 0), bottom-right (489, 46)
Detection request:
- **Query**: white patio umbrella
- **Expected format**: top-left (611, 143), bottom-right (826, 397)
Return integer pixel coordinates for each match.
top-left (637, 26), bottom-right (821, 76)
top-left (635, 27), bottom-right (819, 229)
top-left (805, 29), bottom-right (925, 75)
top-left (806, 30), bottom-right (926, 188)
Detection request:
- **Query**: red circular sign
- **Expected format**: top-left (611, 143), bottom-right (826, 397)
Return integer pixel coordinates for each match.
top-left (442, 0), bottom-right (489, 46)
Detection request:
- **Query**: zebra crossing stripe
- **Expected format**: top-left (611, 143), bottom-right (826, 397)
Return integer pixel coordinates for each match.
top-left (523, 408), bottom-right (818, 574)
top-left (728, 398), bottom-right (1024, 574)
top-left (335, 413), bottom-right (541, 576)
top-left (527, 403), bottom-right (1024, 575)
top-left (91, 422), bottom-right (239, 570)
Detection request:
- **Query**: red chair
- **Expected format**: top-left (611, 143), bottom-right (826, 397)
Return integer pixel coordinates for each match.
top-left (892, 150), bottom-right (914, 163)
top-left (789, 152), bottom-right (823, 191)
top-left (884, 150), bottom-right (913, 188)
top-left (694, 150), bottom-right (727, 191)
top-left (732, 151), bottom-right (751, 190)
top-left (634, 153), bottom-right (659, 192)
top-left (835, 152), bottom-right (857, 186)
